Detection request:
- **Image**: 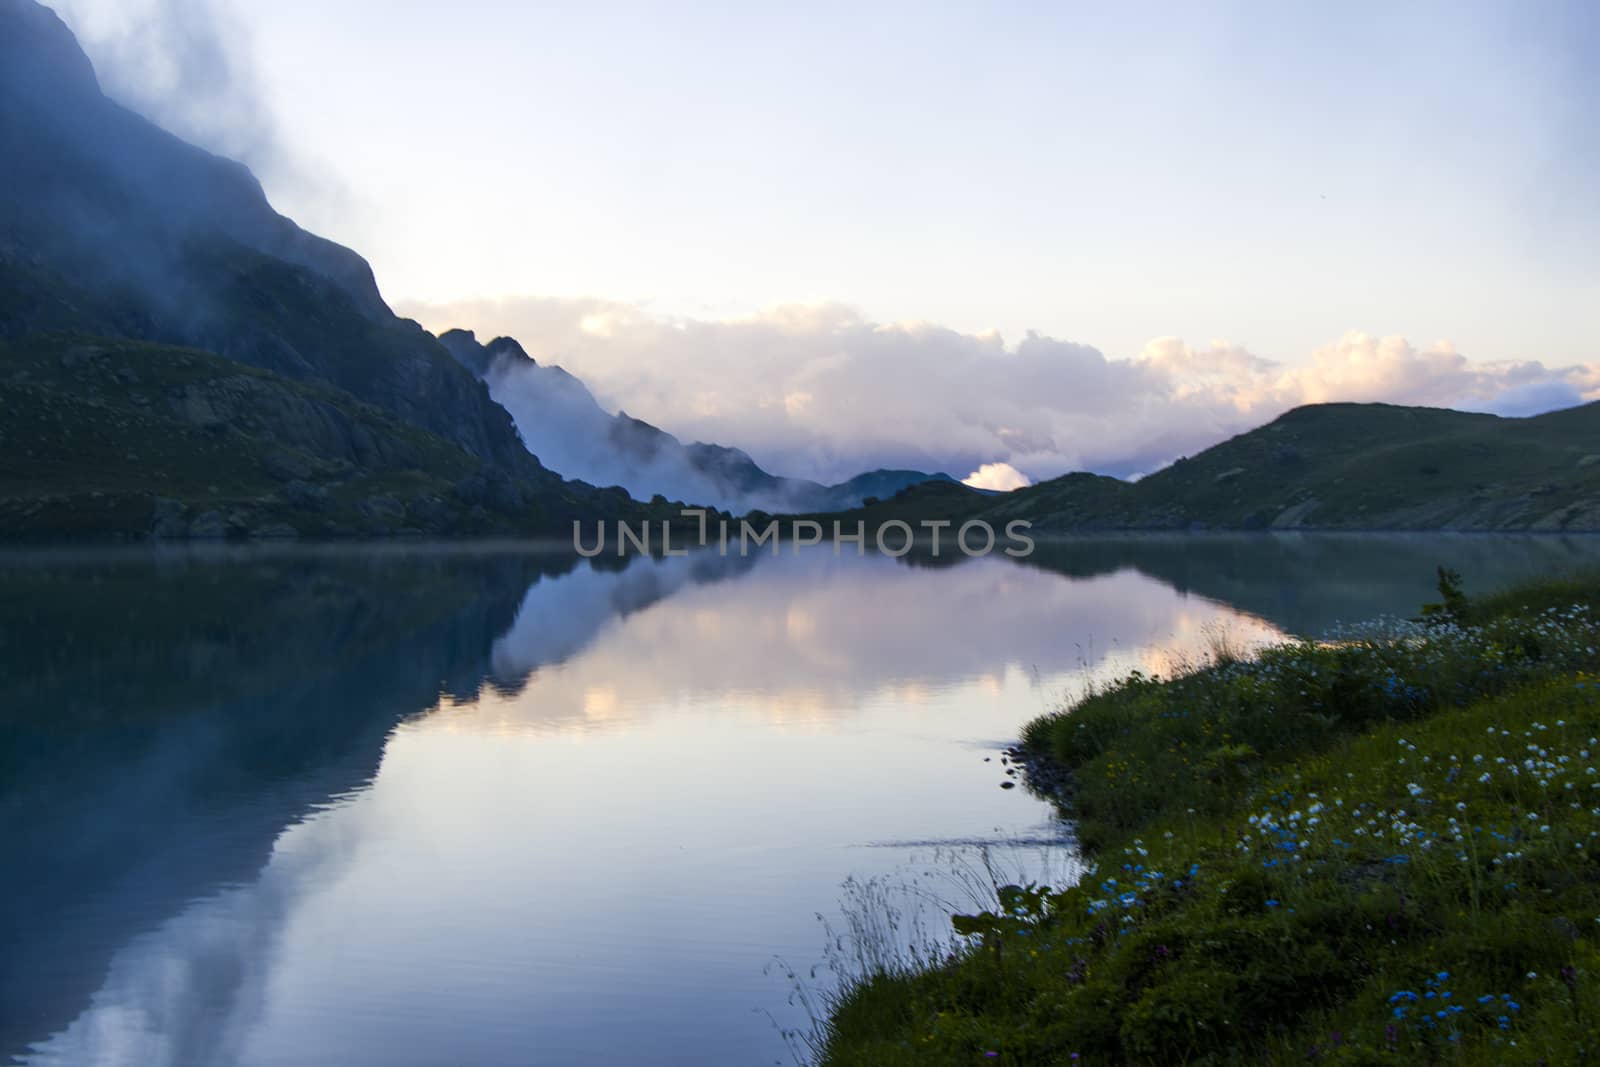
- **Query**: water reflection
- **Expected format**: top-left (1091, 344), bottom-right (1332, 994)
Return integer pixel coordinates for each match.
top-left (1, 548), bottom-right (571, 1059)
top-left (3, 535), bottom-right (1597, 1066)
top-left (1019, 531), bottom-right (1600, 635)
top-left (458, 553), bottom-right (1286, 736)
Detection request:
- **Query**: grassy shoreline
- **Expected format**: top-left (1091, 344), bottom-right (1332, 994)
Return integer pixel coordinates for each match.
top-left (820, 574), bottom-right (1600, 1064)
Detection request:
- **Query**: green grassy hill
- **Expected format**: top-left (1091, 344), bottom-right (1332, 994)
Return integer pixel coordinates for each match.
top-left (834, 402), bottom-right (1600, 533)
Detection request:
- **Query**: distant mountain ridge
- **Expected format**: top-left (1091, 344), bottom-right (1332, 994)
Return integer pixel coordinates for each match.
top-left (840, 400), bottom-right (1600, 532)
top-left (437, 328), bottom-right (957, 514)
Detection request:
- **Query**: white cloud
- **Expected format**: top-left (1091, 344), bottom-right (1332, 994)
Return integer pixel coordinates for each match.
top-left (400, 295), bottom-right (1600, 486)
top-left (963, 463), bottom-right (1032, 492)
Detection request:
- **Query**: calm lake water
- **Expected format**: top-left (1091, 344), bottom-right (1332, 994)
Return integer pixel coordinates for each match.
top-left (5, 534), bottom-right (1600, 1066)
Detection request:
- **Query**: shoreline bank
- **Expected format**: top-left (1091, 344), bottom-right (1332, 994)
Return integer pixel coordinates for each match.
top-left (821, 573), bottom-right (1600, 1065)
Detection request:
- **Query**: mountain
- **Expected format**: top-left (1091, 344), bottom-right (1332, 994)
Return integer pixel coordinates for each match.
top-left (15, 1), bottom-right (1581, 539)
top-left (0, 0), bottom-right (670, 539)
top-left (841, 401), bottom-right (1600, 533)
top-left (436, 329), bottom-right (956, 513)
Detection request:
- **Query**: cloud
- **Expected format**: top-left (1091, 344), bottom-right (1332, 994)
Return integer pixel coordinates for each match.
top-left (54, 0), bottom-right (274, 165)
top-left (400, 295), bottom-right (1600, 486)
top-left (963, 463), bottom-right (1032, 492)
top-left (51, 0), bottom-right (351, 232)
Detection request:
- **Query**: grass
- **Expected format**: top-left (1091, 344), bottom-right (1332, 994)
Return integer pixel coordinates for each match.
top-left (819, 572), bottom-right (1600, 1064)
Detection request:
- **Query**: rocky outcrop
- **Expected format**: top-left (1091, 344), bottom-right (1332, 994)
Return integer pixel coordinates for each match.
top-left (167, 375), bottom-right (418, 469)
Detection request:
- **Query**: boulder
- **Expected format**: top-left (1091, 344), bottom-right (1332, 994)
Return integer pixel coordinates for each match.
top-left (360, 494), bottom-right (405, 525)
top-left (284, 480), bottom-right (331, 512)
top-left (188, 510), bottom-right (229, 539)
top-left (148, 497), bottom-right (187, 539)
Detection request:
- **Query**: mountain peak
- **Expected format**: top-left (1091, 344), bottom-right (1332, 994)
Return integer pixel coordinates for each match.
top-left (0, 1), bottom-right (101, 103)
top-left (484, 336), bottom-right (534, 365)
top-left (0, 1), bottom-right (390, 321)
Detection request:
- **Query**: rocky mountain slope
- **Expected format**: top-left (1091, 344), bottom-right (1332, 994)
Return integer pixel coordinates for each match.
top-left (0, 0), bottom-right (667, 539)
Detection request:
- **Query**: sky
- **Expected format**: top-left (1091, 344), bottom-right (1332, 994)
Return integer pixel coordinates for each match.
top-left (51, 0), bottom-right (1600, 487)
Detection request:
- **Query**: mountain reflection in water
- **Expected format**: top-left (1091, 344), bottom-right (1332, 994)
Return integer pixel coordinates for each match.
top-left (4, 534), bottom-right (1597, 1066)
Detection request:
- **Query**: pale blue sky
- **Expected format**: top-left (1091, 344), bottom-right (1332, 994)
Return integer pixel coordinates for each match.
top-left (51, 0), bottom-right (1600, 482)
top-left (58, 1), bottom-right (1597, 359)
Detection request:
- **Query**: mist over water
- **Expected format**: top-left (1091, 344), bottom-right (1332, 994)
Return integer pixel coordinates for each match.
top-left (6, 535), bottom-right (1600, 1066)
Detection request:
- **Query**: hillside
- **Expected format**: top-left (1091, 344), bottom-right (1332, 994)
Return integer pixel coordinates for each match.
top-left (839, 401), bottom-right (1600, 533)
top-left (0, 333), bottom-right (639, 538)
